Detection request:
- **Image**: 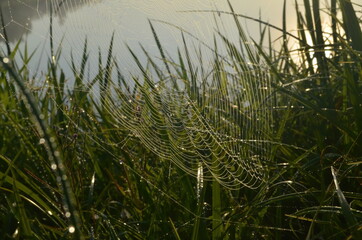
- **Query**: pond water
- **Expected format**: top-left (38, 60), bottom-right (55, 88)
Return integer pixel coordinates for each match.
top-left (0, 0), bottom-right (297, 80)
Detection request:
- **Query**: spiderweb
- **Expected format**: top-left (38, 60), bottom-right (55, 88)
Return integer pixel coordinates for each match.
top-left (0, 0), bottom-right (274, 189)
top-left (104, 66), bottom-right (272, 189)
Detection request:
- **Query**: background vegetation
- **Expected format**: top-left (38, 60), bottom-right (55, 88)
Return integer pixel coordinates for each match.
top-left (0, 0), bottom-right (361, 239)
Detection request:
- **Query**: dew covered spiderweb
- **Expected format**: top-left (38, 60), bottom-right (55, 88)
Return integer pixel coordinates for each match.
top-left (0, 0), bottom-right (274, 190)
top-left (106, 64), bottom-right (272, 189)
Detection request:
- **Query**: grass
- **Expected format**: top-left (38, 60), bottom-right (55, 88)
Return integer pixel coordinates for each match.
top-left (0, 0), bottom-right (362, 239)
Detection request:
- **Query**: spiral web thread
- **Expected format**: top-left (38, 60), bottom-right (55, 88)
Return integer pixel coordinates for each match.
top-left (1, 0), bottom-right (273, 189)
top-left (103, 59), bottom-right (272, 189)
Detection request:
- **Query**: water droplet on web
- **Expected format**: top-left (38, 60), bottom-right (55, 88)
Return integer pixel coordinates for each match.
top-left (2, 57), bottom-right (9, 64)
top-left (51, 164), bottom-right (57, 170)
top-left (39, 138), bottom-right (45, 144)
top-left (68, 226), bottom-right (75, 233)
top-left (12, 228), bottom-right (19, 238)
top-left (91, 174), bottom-right (96, 184)
top-left (65, 212), bottom-right (71, 218)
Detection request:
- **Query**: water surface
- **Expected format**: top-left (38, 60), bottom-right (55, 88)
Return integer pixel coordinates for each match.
top-left (0, 0), bottom-right (298, 78)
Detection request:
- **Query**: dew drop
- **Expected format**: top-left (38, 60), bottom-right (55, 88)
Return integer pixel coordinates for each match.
top-left (91, 174), bottom-right (96, 184)
top-left (65, 212), bottom-right (71, 218)
top-left (39, 138), bottom-right (46, 144)
top-left (12, 228), bottom-right (19, 238)
top-left (3, 57), bottom-right (9, 64)
top-left (68, 226), bottom-right (75, 233)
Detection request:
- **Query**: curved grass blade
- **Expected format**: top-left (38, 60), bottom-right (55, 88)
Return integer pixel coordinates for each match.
top-left (331, 167), bottom-right (362, 239)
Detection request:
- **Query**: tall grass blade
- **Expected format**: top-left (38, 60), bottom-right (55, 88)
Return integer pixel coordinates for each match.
top-left (210, 113), bottom-right (222, 239)
top-left (169, 217), bottom-right (182, 240)
top-left (10, 169), bottom-right (33, 238)
top-left (102, 32), bottom-right (115, 100)
top-left (0, 7), bottom-right (11, 56)
top-left (212, 173), bottom-right (222, 240)
top-left (339, 0), bottom-right (362, 51)
top-left (331, 167), bottom-right (362, 239)
top-left (312, 0), bottom-right (329, 77)
top-left (303, 0), bottom-right (316, 45)
top-left (181, 32), bottom-right (198, 99)
top-left (192, 182), bottom-right (206, 240)
top-left (0, 57), bottom-right (84, 239)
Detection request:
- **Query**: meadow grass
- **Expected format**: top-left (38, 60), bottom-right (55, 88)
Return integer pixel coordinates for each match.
top-left (0, 0), bottom-right (362, 239)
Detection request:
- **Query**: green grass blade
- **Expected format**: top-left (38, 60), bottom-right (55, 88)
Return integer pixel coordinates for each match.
top-left (0, 6), bottom-right (11, 56)
top-left (212, 176), bottom-right (222, 240)
top-left (10, 168), bottom-right (33, 238)
top-left (102, 32), bottom-right (115, 99)
top-left (148, 20), bottom-right (171, 76)
top-left (339, 0), bottom-right (362, 51)
top-left (303, 0), bottom-right (316, 45)
top-left (0, 57), bottom-right (84, 239)
top-left (181, 32), bottom-right (198, 100)
top-left (331, 167), bottom-right (362, 239)
top-left (312, 0), bottom-right (329, 77)
top-left (169, 217), bottom-right (182, 240)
